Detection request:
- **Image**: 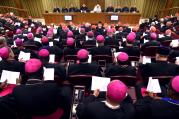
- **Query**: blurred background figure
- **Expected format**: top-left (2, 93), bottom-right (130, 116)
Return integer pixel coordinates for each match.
top-left (93, 4), bottom-right (102, 13)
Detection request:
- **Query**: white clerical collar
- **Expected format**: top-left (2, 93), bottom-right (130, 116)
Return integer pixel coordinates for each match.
top-left (103, 101), bottom-right (120, 110)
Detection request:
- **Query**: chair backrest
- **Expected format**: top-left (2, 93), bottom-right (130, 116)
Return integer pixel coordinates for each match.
top-left (32, 108), bottom-right (64, 119)
top-left (82, 45), bottom-right (96, 49)
top-left (92, 55), bottom-right (113, 67)
top-left (110, 75), bottom-right (138, 86)
top-left (64, 55), bottom-right (77, 63)
top-left (161, 40), bottom-right (172, 47)
top-left (68, 75), bottom-right (92, 90)
top-left (54, 75), bottom-right (64, 85)
top-left (23, 45), bottom-right (39, 51)
top-left (171, 32), bottom-right (179, 39)
top-left (152, 76), bottom-right (173, 85)
top-left (141, 46), bottom-right (158, 57)
top-left (128, 56), bottom-right (140, 62)
top-left (82, 45), bottom-right (96, 51)
top-left (107, 45), bottom-right (118, 49)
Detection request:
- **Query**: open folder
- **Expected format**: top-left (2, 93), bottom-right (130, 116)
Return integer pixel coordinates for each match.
top-left (18, 51), bottom-right (30, 62)
top-left (91, 76), bottom-right (110, 91)
top-left (146, 77), bottom-right (161, 93)
top-left (43, 67), bottom-right (54, 81)
top-left (0, 70), bottom-right (20, 84)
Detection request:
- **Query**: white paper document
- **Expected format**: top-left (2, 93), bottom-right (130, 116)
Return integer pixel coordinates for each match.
top-left (122, 38), bottom-right (127, 42)
top-left (158, 34), bottom-right (164, 38)
top-left (43, 67), bottom-right (54, 81)
top-left (96, 42), bottom-right (98, 47)
top-left (143, 33), bottom-right (147, 36)
top-left (54, 38), bottom-right (59, 42)
top-left (49, 42), bottom-right (54, 47)
top-left (144, 38), bottom-right (149, 43)
top-left (176, 57), bottom-right (179, 61)
top-left (114, 52), bottom-right (121, 62)
top-left (85, 36), bottom-right (88, 41)
top-left (142, 56), bottom-right (151, 64)
top-left (23, 34), bottom-right (27, 36)
top-left (53, 29), bottom-right (57, 34)
top-left (131, 61), bottom-right (136, 67)
top-left (91, 76), bottom-right (110, 91)
top-left (13, 41), bottom-right (17, 47)
top-left (34, 37), bottom-right (41, 43)
top-left (0, 70), bottom-right (20, 84)
top-left (146, 77), bottom-right (161, 93)
top-left (28, 28), bottom-right (31, 32)
top-left (170, 40), bottom-right (179, 47)
top-left (49, 54), bottom-right (55, 63)
top-left (114, 52), bottom-right (121, 58)
top-left (18, 51), bottom-right (30, 61)
top-left (88, 55), bottom-right (92, 63)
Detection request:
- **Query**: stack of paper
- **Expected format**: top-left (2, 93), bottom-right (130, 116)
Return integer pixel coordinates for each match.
top-left (18, 51), bottom-right (30, 62)
top-left (43, 67), bottom-right (54, 81)
top-left (49, 54), bottom-right (55, 63)
top-left (91, 76), bottom-right (110, 91)
top-left (146, 77), bottom-right (161, 93)
top-left (142, 56), bottom-right (151, 64)
top-left (0, 70), bottom-right (20, 84)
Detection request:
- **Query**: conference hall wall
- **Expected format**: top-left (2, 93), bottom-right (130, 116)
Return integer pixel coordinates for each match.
top-left (0, 0), bottom-right (178, 18)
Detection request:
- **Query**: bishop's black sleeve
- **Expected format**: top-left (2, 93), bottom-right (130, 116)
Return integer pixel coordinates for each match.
top-left (134, 96), bottom-right (153, 119)
top-left (0, 94), bottom-right (18, 119)
top-left (76, 95), bottom-right (96, 119)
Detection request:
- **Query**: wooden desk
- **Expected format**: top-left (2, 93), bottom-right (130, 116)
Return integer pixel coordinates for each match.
top-left (43, 13), bottom-right (141, 25)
